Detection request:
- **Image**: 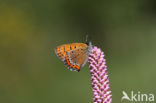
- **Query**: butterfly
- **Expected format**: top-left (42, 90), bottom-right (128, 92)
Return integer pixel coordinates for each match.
top-left (55, 42), bottom-right (92, 72)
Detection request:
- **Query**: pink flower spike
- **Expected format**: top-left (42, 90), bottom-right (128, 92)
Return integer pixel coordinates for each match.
top-left (88, 46), bottom-right (112, 103)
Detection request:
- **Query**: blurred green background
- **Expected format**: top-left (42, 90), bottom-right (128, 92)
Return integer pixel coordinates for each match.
top-left (0, 0), bottom-right (156, 103)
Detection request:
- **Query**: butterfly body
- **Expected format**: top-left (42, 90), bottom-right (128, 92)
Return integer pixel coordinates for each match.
top-left (55, 42), bottom-right (92, 72)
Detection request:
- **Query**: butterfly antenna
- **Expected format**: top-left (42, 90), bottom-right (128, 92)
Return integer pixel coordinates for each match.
top-left (86, 35), bottom-right (88, 42)
top-left (86, 34), bottom-right (90, 45)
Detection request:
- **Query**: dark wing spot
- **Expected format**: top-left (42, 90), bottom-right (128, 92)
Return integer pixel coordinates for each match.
top-left (70, 46), bottom-right (72, 50)
top-left (74, 45), bottom-right (76, 48)
top-left (64, 46), bottom-right (65, 52)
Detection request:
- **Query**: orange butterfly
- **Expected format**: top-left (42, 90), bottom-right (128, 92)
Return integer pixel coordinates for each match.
top-left (55, 42), bottom-right (92, 72)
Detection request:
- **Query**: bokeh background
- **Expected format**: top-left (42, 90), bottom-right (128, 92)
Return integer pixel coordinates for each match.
top-left (0, 0), bottom-right (156, 103)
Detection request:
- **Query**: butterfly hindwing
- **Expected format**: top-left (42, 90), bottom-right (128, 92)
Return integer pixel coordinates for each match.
top-left (64, 47), bottom-right (89, 71)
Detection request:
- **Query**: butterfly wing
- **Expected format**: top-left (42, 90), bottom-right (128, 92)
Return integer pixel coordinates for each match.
top-left (64, 47), bottom-right (89, 72)
top-left (55, 43), bottom-right (88, 61)
top-left (55, 44), bottom-right (67, 61)
top-left (55, 43), bottom-right (90, 72)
